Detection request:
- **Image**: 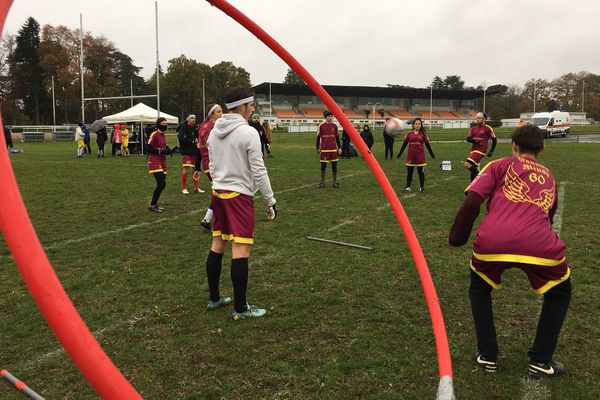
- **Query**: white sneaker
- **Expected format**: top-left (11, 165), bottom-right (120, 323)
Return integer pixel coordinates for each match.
top-left (195, 188), bottom-right (206, 193)
top-left (182, 188), bottom-right (190, 195)
top-left (232, 303), bottom-right (267, 320)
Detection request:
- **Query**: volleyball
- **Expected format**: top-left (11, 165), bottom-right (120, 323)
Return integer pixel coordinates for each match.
top-left (384, 118), bottom-right (407, 137)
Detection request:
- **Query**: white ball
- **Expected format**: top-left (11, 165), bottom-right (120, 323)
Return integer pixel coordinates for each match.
top-left (384, 117), bottom-right (408, 137)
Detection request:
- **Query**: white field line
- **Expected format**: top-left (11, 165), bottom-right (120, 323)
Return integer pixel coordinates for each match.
top-left (552, 182), bottom-right (567, 235)
top-left (519, 181), bottom-right (567, 400)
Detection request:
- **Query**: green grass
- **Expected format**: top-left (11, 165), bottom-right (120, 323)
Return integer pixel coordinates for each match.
top-left (1, 136), bottom-right (599, 399)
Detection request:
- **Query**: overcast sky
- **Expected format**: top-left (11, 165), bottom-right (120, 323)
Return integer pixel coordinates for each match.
top-left (4, 0), bottom-right (600, 89)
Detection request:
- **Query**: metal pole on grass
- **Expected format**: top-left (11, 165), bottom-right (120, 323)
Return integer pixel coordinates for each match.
top-left (1, 369), bottom-right (46, 400)
top-left (79, 14), bottom-right (85, 123)
top-left (155, 1), bottom-right (161, 116)
top-left (51, 75), bottom-right (56, 126)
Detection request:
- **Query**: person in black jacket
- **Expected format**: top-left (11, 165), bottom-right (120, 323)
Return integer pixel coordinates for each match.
top-left (248, 113), bottom-right (268, 157)
top-left (177, 114), bottom-right (199, 195)
top-left (95, 126), bottom-right (108, 157)
top-left (3, 120), bottom-right (13, 149)
top-left (341, 129), bottom-right (351, 158)
top-left (360, 124), bottom-right (374, 152)
top-left (383, 118), bottom-right (395, 160)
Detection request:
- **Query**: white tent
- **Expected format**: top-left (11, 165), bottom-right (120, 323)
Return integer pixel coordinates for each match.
top-left (102, 103), bottom-right (179, 124)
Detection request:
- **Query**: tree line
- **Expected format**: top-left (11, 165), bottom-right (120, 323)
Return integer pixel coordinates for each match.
top-left (0, 17), bottom-right (251, 125)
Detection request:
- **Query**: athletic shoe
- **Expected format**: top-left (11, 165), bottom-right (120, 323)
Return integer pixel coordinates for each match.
top-left (207, 296), bottom-right (232, 310)
top-left (333, 182), bottom-right (340, 188)
top-left (318, 182), bottom-right (325, 188)
top-left (232, 303), bottom-right (267, 320)
top-left (182, 188), bottom-right (190, 195)
top-left (419, 187), bottom-right (425, 192)
top-left (527, 360), bottom-right (564, 379)
top-left (157, 206), bottom-right (165, 212)
top-left (148, 205), bottom-right (163, 213)
top-left (404, 187), bottom-right (412, 192)
top-left (200, 219), bottom-right (211, 231)
top-left (475, 351), bottom-right (498, 373)
top-left (195, 188), bottom-right (206, 193)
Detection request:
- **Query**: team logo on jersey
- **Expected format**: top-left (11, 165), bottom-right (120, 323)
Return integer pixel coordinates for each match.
top-left (503, 162), bottom-right (555, 213)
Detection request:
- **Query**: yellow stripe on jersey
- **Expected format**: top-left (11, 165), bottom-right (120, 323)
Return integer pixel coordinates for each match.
top-left (320, 149), bottom-right (338, 152)
top-left (406, 163), bottom-right (427, 167)
top-left (212, 231), bottom-right (254, 244)
top-left (212, 190), bottom-right (240, 199)
top-left (472, 251), bottom-right (566, 267)
top-left (533, 268), bottom-right (571, 294)
top-left (471, 150), bottom-right (487, 156)
top-left (470, 260), bottom-right (502, 289)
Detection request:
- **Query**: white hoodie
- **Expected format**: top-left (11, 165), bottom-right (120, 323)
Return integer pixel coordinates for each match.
top-left (208, 113), bottom-right (276, 206)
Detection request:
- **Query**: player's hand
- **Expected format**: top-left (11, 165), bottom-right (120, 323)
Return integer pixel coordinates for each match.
top-left (192, 170), bottom-right (200, 180)
top-left (487, 152), bottom-right (493, 157)
top-left (337, 148), bottom-right (342, 155)
top-left (396, 153), bottom-right (401, 159)
top-left (267, 204), bottom-right (277, 220)
top-left (431, 154), bottom-right (436, 159)
top-left (316, 149), bottom-right (320, 155)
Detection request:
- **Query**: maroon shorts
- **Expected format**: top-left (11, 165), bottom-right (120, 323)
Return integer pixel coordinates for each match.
top-left (211, 190), bottom-right (254, 244)
top-left (148, 156), bottom-right (167, 174)
top-left (470, 256), bottom-right (571, 294)
top-left (320, 150), bottom-right (339, 163)
top-left (467, 150), bottom-right (486, 166)
top-left (406, 152), bottom-right (426, 166)
top-left (182, 155), bottom-right (196, 167)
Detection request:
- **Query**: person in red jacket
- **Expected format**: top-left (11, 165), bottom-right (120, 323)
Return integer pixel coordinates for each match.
top-left (449, 124), bottom-right (571, 378)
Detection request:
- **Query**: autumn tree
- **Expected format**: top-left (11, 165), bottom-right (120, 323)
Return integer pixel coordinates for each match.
top-left (211, 61), bottom-right (251, 104)
top-left (283, 68), bottom-right (304, 85)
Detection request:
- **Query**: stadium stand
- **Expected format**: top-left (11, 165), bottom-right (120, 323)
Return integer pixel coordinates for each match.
top-left (274, 109), bottom-right (303, 118)
top-left (303, 108), bottom-right (326, 118)
top-left (386, 109), bottom-right (417, 119)
top-left (342, 109), bottom-right (364, 119)
top-left (451, 111), bottom-right (468, 119)
top-left (432, 111), bottom-right (460, 120)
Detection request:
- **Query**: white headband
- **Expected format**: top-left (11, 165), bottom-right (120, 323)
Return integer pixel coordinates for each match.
top-left (187, 114), bottom-right (196, 121)
top-left (207, 104), bottom-right (220, 118)
top-left (226, 96), bottom-right (253, 110)
top-left (476, 112), bottom-right (485, 119)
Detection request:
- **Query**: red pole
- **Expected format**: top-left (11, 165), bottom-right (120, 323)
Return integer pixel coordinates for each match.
top-left (205, 0), bottom-right (453, 382)
top-left (0, 1), bottom-right (142, 398)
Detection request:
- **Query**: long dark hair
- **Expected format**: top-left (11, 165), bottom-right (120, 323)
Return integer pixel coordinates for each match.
top-left (412, 117), bottom-right (427, 134)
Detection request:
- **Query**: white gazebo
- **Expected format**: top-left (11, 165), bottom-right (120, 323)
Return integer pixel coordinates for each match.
top-left (102, 103), bottom-right (178, 154)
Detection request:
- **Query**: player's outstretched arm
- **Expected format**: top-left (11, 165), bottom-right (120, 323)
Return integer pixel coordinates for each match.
top-left (487, 137), bottom-right (497, 157)
top-left (396, 141), bottom-right (408, 159)
top-left (449, 191), bottom-right (484, 246)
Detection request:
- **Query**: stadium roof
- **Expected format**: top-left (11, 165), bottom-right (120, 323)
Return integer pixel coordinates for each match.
top-left (252, 82), bottom-right (495, 101)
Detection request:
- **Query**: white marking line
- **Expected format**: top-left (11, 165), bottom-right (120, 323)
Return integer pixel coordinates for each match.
top-left (19, 311), bottom-right (149, 371)
top-left (519, 182), bottom-right (567, 400)
top-left (552, 182), bottom-right (567, 235)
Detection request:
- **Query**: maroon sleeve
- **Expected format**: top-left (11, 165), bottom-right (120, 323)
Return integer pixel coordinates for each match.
top-left (449, 191), bottom-right (485, 247)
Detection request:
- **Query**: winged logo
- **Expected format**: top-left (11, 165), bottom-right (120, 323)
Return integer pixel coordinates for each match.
top-left (503, 162), bottom-right (555, 213)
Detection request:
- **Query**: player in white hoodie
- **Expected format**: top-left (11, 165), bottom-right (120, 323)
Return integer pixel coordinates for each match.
top-left (204, 87), bottom-right (277, 320)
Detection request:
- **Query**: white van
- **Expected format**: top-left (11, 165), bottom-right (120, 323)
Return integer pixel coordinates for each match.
top-left (531, 111), bottom-right (570, 138)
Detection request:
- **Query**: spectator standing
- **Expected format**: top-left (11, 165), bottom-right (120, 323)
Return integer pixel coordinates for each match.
top-left (248, 113), bottom-right (268, 157)
top-left (3, 120), bottom-right (13, 149)
top-left (75, 123), bottom-right (86, 158)
top-left (360, 124), bottom-right (375, 152)
top-left (80, 122), bottom-right (91, 154)
top-left (383, 118), bottom-right (395, 160)
top-left (177, 115), bottom-right (199, 195)
top-left (121, 124), bottom-right (130, 156)
top-left (449, 124), bottom-right (571, 378)
top-left (396, 117), bottom-right (435, 192)
top-left (96, 126), bottom-right (107, 157)
top-left (262, 120), bottom-right (273, 158)
top-left (204, 87), bottom-right (277, 320)
top-left (111, 124), bottom-right (123, 157)
top-left (341, 129), bottom-right (351, 159)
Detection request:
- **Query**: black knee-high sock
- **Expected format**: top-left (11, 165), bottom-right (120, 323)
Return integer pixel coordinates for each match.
top-left (206, 251), bottom-right (224, 302)
top-left (406, 166), bottom-right (415, 188)
top-left (469, 166), bottom-right (479, 181)
top-left (231, 258), bottom-right (249, 312)
top-left (417, 166), bottom-right (425, 188)
top-left (151, 172), bottom-right (166, 206)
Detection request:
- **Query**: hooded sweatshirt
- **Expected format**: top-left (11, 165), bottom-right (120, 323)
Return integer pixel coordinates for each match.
top-left (208, 113), bottom-right (276, 206)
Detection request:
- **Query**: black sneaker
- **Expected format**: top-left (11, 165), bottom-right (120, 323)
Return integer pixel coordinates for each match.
top-left (527, 360), bottom-right (564, 379)
top-left (200, 219), bottom-right (211, 231)
top-left (475, 351), bottom-right (498, 373)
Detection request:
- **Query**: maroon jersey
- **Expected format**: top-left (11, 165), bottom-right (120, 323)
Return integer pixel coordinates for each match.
top-left (147, 130), bottom-right (167, 163)
top-left (403, 130), bottom-right (430, 166)
top-left (468, 124), bottom-right (496, 153)
top-left (467, 156), bottom-right (565, 264)
top-left (198, 120), bottom-right (214, 162)
top-left (317, 122), bottom-right (339, 151)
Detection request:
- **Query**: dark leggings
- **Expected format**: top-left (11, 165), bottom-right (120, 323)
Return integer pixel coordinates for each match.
top-left (384, 141), bottom-right (394, 159)
top-left (151, 172), bottom-right (166, 206)
top-left (321, 161), bottom-right (337, 173)
top-left (406, 166), bottom-right (425, 188)
top-left (469, 270), bottom-right (571, 362)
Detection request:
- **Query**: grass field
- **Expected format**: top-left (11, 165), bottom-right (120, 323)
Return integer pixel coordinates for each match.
top-left (1, 132), bottom-right (599, 399)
